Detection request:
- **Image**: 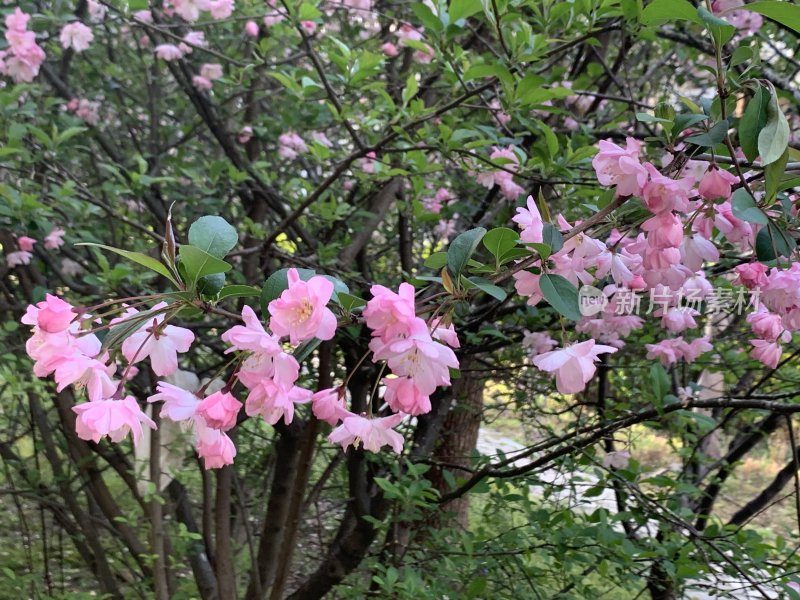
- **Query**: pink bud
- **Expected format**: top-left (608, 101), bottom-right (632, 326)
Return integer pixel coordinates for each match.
top-left (244, 20), bottom-right (259, 37)
top-left (698, 165), bottom-right (737, 200)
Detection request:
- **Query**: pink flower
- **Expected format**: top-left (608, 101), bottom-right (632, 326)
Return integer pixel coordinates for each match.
top-left (193, 76), bottom-right (212, 91)
top-left (173, 0), bottom-right (204, 21)
top-left (698, 165), bottom-right (737, 200)
top-left (382, 376), bottom-right (430, 415)
top-left (300, 20), bottom-right (317, 35)
top-left (200, 63), bottom-right (223, 80)
top-left (532, 340), bottom-right (617, 394)
top-left (7, 251), bottom-right (33, 267)
top-left (328, 413), bottom-right (405, 453)
top-left (238, 126), bottom-right (253, 144)
top-left (680, 337), bottom-right (713, 362)
top-left (87, 0), bottom-right (107, 22)
top-left (244, 20), bottom-right (260, 36)
top-left (642, 212), bottom-right (683, 249)
top-left (512, 195), bottom-right (544, 244)
top-left (197, 390), bottom-right (242, 431)
top-left (17, 236), bottom-right (36, 251)
top-left (641, 163), bottom-right (693, 214)
top-left (513, 270), bottom-right (543, 306)
top-left (268, 269), bottom-right (337, 345)
top-left (44, 228), bottom-right (65, 250)
top-left (747, 309), bottom-right (784, 341)
top-left (60, 22), bottom-right (93, 52)
top-left (750, 339), bottom-right (782, 368)
top-left (208, 0), bottom-right (234, 19)
top-left (120, 304), bottom-right (195, 376)
top-left (680, 235), bottom-right (719, 271)
top-left (148, 381), bottom-right (200, 422)
top-left (363, 282), bottom-right (416, 341)
top-left (381, 42), bottom-right (399, 57)
top-left (183, 31), bottom-right (207, 49)
top-left (430, 317), bottom-right (460, 348)
top-left (522, 331), bottom-right (556, 355)
top-left (133, 10), bottom-right (153, 23)
top-left (22, 294), bottom-right (76, 333)
top-left (311, 388), bottom-right (349, 426)
top-left (54, 353), bottom-right (117, 402)
top-left (277, 132), bottom-right (308, 159)
top-left (6, 8), bottom-right (30, 32)
top-left (602, 450), bottom-right (631, 469)
top-left (646, 338), bottom-right (683, 365)
top-left (73, 396), bottom-right (156, 446)
top-left (372, 318), bottom-right (459, 394)
top-left (195, 418), bottom-right (237, 468)
top-left (222, 305), bottom-right (281, 354)
top-left (591, 138), bottom-right (647, 197)
top-left (244, 379), bottom-right (312, 425)
top-left (154, 44), bottom-right (184, 61)
top-left (735, 262), bottom-right (769, 289)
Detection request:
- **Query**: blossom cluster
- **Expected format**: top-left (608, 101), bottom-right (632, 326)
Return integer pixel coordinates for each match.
top-left (22, 269), bottom-right (461, 468)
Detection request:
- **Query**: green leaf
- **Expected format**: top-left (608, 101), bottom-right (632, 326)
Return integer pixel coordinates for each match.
top-left (424, 252), bottom-right (448, 269)
top-left (542, 223), bottom-right (564, 254)
top-left (102, 305), bottom-right (172, 352)
top-left (640, 0), bottom-right (702, 25)
top-left (449, 0), bottom-right (482, 21)
top-left (447, 227), bottom-right (486, 279)
top-left (402, 73), bottom-right (419, 106)
top-left (731, 188), bottom-right (768, 225)
top-left (739, 86), bottom-right (769, 163)
top-left (742, 1), bottom-right (800, 34)
top-left (337, 292), bottom-right (367, 312)
top-left (482, 227), bottom-right (519, 261)
top-left (765, 147), bottom-right (789, 203)
top-left (260, 267), bottom-right (317, 313)
top-left (758, 90), bottom-right (790, 165)
top-left (178, 245), bottom-right (232, 288)
top-left (77, 243), bottom-right (180, 287)
top-left (697, 6), bottom-right (736, 47)
top-left (198, 272), bottom-right (226, 297)
top-left (294, 337), bottom-right (323, 362)
top-left (188, 215), bottom-right (238, 259)
top-left (755, 223), bottom-right (794, 261)
top-left (467, 277), bottom-right (507, 301)
top-left (684, 119), bottom-right (728, 148)
top-left (539, 274), bottom-right (582, 321)
top-left (650, 363), bottom-right (670, 401)
top-left (217, 285), bottom-right (261, 301)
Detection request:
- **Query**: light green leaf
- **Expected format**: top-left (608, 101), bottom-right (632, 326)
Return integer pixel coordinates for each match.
top-left (449, 0), bottom-right (482, 21)
top-left (482, 227), bottom-right (519, 261)
top-left (78, 243), bottom-right (180, 287)
top-left (640, 0), bottom-right (702, 25)
top-left (742, 1), bottom-right (800, 34)
top-left (178, 245), bottom-right (232, 288)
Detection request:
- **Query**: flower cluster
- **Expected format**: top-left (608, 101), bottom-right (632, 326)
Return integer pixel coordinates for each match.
top-left (1, 8), bottom-right (46, 83)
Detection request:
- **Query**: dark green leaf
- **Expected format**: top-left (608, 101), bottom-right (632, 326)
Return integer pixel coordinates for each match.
top-left (759, 90), bottom-right (790, 165)
top-left (542, 223), bottom-right (564, 254)
top-left (178, 245), bottom-right (232, 288)
top-left (447, 227), bottom-right (486, 279)
top-left (731, 188), bottom-right (768, 225)
top-left (755, 222), bottom-right (794, 261)
top-left (539, 274), bottom-right (582, 321)
top-left (697, 6), bottom-right (736, 46)
top-left (684, 119), bottom-right (729, 147)
top-left (650, 363), bottom-right (670, 401)
top-left (739, 86), bottom-right (769, 163)
top-left (482, 227), bottom-right (519, 261)
top-left (188, 215), bottom-right (238, 259)
top-left (337, 292), bottom-right (367, 312)
top-left (198, 273), bottom-right (226, 297)
top-left (467, 277), bottom-right (507, 301)
top-left (765, 147), bottom-right (789, 203)
top-left (424, 252), bottom-right (448, 269)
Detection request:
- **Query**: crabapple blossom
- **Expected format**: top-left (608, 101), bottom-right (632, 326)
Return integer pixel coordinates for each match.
top-left (532, 340), bottom-right (617, 395)
top-left (512, 195), bottom-right (544, 244)
top-left (591, 138), bottom-right (647, 197)
top-left (267, 268), bottom-right (337, 345)
top-left (197, 390), bottom-right (242, 431)
top-left (328, 413), bottom-right (405, 454)
top-left (44, 228), bottom-right (65, 250)
top-left (698, 165), bottom-right (737, 200)
top-left (73, 396), bottom-right (156, 446)
top-left (148, 381), bottom-right (201, 422)
top-left (60, 22), bottom-right (93, 52)
top-left (120, 303), bottom-right (195, 376)
top-left (311, 388), bottom-right (349, 427)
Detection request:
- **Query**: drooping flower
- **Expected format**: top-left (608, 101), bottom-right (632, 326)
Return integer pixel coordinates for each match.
top-left (147, 381), bottom-right (201, 422)
top-left (196, 390), bottom-right (242, 431)
top-left (750, 339), bottom-right (782, 369)
top-left (328, 412), bottom-right (405, 453)
top-left (698, 165), bottom-right (737, 200)
top-left (311, 388), bottom-right (350, 426)
top-left (382, 376), bottom-right (430, 416)
top-left (532, 340), bottom-right (617, 394)
top-left (195, 417), bottom-right (237, 468)
top-left (268, 269), bottom-right (337, 345)
top-left (120, 303), bottom-right (195, 376)
top-left (17, 236), bottom-right (36, 251)
top-left (363, 282), bottom-right (417, 341)
top-left (641, 163), bottom-right (692, 214)
top-left (73, 396), bottom-right (156, 446)
top-left (21, 294), bottom-right (76, 333)
top-left (154, 44), bottom-right (184, 61)
top-left (53, 353), bottom-right (117, 402)
top-left (735, 262), bottom-right (769, 289)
